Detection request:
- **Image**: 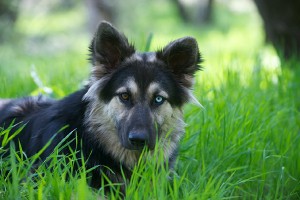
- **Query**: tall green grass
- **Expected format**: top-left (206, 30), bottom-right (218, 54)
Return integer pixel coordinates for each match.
top-left (1, 2), bottom-right (300, 199)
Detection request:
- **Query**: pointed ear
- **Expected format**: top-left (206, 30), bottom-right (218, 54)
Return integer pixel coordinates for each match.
top-left (89, 21), bottom-right (135, 78)
top-left (156, 37), bottom-right (202, 88)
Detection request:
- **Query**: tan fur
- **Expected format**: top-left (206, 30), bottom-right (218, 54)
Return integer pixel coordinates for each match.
top-left (84, 96), bottom-right (141, 169)
top-left (124, 78), bottom-right (138, 97)
top-left (145, 53), bottom-right (157, 62)
top-left (84, 78), bottom-right (141, 169)
top-left (154, 106), bottom-right (185, 161)
top-left (89, 62), bottom-right (107, 83)
top-left (125, 53), bottom-right (143, 62)
top-left (83, 76), bottom-right (187, 169)
top-left (147, 82), bottom-right (169, 99)
top-left (146, 82), bottom-right (185, 161)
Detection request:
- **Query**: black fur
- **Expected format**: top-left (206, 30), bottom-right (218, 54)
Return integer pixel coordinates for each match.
top-left (0, 22), bottom-right (202, 192)
top-left (100, 59), bottom-right (189, 106)
top-left (0, 89), bottom-right (131, 188)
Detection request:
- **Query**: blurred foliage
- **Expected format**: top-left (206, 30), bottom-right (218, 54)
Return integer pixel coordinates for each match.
top-left (0, 0), bottom-right (20, 42)
top-left (254, 0), bottom-right (300, 61)
top-left (0, 0), bottom-right (263, 97)
top-left (1, 1), bottom-right (300, 199)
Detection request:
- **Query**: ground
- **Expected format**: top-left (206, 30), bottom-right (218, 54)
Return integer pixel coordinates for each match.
top-left (0, 1), bottom-right (299, 199)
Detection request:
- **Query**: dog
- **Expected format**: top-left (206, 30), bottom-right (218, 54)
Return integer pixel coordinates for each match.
top-left (0, 22), bottom-right (202, 191)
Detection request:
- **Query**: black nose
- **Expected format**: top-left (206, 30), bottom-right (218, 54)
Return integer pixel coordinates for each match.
top-left (128, 131), bottom-right (149, 148)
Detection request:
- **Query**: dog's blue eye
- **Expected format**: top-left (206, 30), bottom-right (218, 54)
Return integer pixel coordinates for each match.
top-left (154, 95), bottom-right (165, 105)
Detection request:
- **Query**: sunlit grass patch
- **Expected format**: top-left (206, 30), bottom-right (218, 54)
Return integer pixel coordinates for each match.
top-left (1, 1), bottom-right (300, 199)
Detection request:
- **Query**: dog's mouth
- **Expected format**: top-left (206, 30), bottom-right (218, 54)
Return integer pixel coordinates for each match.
top-left (124, 141), bottom-right (155, 151)
top-left (129, 140), bottom-right (146, 149)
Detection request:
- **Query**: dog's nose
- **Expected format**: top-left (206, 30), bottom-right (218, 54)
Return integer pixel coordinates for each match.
top-left (128, 131), bottom-right (149, 149)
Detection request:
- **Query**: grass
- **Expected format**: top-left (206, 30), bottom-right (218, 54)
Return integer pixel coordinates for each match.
top-left (1, 1), bottom-right (300, 199)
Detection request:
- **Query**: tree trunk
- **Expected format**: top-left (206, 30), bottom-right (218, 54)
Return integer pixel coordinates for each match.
top-left (196, 0), bottom-right (213, 24)
top-left (173, 0), bottom-right (213, 24)
top-left (0, 0), bottom-right (19, 42)
top-left (85, 0), bottom-right (115, 34)
top-left (172, 0), bottom-right (189, 23)
top-left (254, 0), bottom-right (300, 60)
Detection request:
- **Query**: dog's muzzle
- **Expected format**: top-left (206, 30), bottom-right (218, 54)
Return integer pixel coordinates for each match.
top-left (128, 131), bottom-right (148, 148)
top-left (126, 128), bottom-right (155, 150)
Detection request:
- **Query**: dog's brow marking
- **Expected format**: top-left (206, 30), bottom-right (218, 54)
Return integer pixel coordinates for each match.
top-left (115, 78), bottom-right (138, 96)
top-left (127, 53), bottom-right (143, 62)
top-left (147, 82), bottom-right (168, 98)
top-left (116, 87), bottom-right (127, 94)
top-left (135, 53), bottom-right (143, 61)
top-left (146, 53), bottom-right (157, 62)
top-left (126, 78), bottom-right (138, 96)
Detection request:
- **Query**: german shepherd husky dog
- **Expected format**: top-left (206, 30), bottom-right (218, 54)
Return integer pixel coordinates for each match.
top-left (0, 22), bottom-right (202, 190)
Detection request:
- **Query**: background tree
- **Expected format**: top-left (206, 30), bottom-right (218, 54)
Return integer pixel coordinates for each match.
top-left (173, 0), bottom-right (213, 24)
top-left (85, 0), bottom-right (115, 34)
top-left (0, 0), bottom-right (19, 42)
top-left (196, 0), bottom-right (213, 24)
top-left (254, 0), bottom-right (300, 60)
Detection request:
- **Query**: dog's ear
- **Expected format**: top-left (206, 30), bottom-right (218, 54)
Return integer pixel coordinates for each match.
top-left (89, 22), bottom-right (135, 78)
top-left (157, 37), bottom-right (202, 88)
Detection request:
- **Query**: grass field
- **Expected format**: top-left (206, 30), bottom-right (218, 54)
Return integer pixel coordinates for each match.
top-left (1, 1), bottom-right (300, 199)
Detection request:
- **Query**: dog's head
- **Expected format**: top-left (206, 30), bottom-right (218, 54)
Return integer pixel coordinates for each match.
top-left (84, 22), bottom-right (202, 166)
